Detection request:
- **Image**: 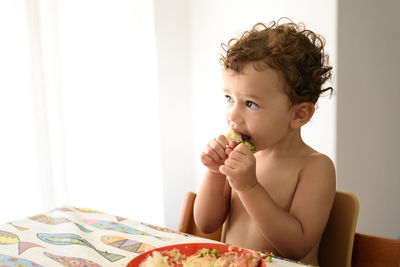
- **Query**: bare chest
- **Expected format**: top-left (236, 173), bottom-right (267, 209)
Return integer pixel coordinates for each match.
top-left (230, 155), bottom-right (304, 211)
top-left (225, 157), bottom-right (304, 251)
top-left (257, 164), bottom-right (300, 210)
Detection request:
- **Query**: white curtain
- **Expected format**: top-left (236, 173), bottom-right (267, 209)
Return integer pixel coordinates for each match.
top-left (0, 0), bottom-right (165, 226)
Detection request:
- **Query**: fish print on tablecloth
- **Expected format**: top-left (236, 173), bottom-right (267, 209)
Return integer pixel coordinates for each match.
top-left (29, 214), bottom-right (92, 233)
top-left (116, 216), bottom-right (127, 222)
top-left (140, 222), bottom-right (179, 234)
top-left (101, 235), bottom-right (155, 253)
top-left (74, 207), bottom-right (103, 213)
top-left (51, 207), bottom-right (74, 212)
top-left (84, 220), bottom-right (155, 237)
top-left (0, 254), bottom-right (42, 266)
top-left (140, 222), bottom-right (191, 237)
top-left (8, 222), bottom-right (29, 231)
top-left (36, 233), bottom-right (124, 262)
top-left (0, 230), bottom-right (43, 254)
top-left (44, 252), bottom-right (101, 267)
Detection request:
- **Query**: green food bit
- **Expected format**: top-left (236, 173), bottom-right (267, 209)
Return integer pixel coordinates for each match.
top-left (198, 249), bottom-right (210, 257)
top-left (266, 255), bottom-right (272, 262)
top-left (197, 248), bottom-right (219, 258)
top-left (243, 140), bottom-right (256, 152)
top-left (211, 249), bottom-right (219, 257)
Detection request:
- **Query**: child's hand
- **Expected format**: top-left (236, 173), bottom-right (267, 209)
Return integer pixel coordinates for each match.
top-left (219, 143), bottom-right (258, 191)
top-left (201, 135), bottom-right (236, 174)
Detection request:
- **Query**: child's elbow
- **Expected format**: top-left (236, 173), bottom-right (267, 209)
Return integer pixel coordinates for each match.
top-left (278, 241), bottom-right (316, 262)
top-left (193, 216), bottom-right (220, 234)
top-left (283, 250), bottom-right (309, 262)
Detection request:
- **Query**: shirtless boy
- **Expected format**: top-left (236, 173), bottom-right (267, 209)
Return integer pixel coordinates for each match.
top-left (194, 19), bottom-right (336, 266)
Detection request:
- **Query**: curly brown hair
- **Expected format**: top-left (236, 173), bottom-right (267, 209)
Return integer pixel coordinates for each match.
top-left (220, 19), bottom-right (333, 105)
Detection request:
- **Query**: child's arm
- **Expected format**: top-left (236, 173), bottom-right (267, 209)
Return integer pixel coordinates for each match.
top-left (220, 143), bottom-right (336, 260)
top-left (193, 135), bottom-right (232, 233)
top-left (194, 170), bottom-right (231, 233)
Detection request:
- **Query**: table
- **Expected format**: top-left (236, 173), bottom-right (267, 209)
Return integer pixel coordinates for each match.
top-left (0, 206), bottom-right (311, 266)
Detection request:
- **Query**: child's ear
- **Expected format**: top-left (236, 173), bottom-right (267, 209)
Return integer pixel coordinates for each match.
top-left (290, 102), bottom-right (315, 129)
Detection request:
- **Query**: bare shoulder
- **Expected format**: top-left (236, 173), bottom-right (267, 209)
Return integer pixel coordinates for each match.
top-left (306, 151), bottom-right (334, 169)
top-left (300, 148), bottom-right (336, 181)
top-left (295, 148), bottom-right (336, 199)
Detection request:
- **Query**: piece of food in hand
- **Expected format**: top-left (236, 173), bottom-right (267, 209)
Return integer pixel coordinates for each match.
top-left (243, 140), bottom-right (256, 152)
top-left (225, 129), bottom-right (256, 152)
top-left (225, 129), bottom-right (243, 144)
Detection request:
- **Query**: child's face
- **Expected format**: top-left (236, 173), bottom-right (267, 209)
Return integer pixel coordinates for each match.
top-left (222, 62), bottom-right (294, 151)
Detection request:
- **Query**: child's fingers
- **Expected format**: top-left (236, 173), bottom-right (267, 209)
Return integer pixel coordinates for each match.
top-left (228, 141), bottom-right (238, 149)
top-left (200, 152), bottom-right (213, 165)
top-left (233, 143), bottom-right (251, 155)
top-left (216, 134), bottom-right (229, 147)
top-left (224, 147), bottom-right (233, 156)
top-left (203, 144), bottom-right (222, 162)
top-left (227, 150), bottom-right (244, 161)
top-left (223, 158), bottom-right (237, 169)
top-left (227, 146), bottom-right (252, 161)
top-left (219, 164), bottom-right (232, 177)
top-left (209, 138), bottom-right (227, 160)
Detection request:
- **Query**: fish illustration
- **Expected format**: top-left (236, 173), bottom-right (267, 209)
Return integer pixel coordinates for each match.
top-left (29, 214), bottom-right (92, 233)
top-left (51, 207), bottom-right (73, 212)
top-left (141, 222), bottom-right (180, 234)
top-left (8, 222), bottom-right (29, 231)
top-left (84, 219), bottom-right (152, 236)
top-left (0, 230), bottom-right (43, 254)
top-left (116, 216), bottom-right (127, 222)
top-left (74, 207), bottom-right (103, 213)
top-left (37, 233), bottom-right (124, 262)
top-left (0, 254), bottom-right (42, 266)
top-left (101, 235), bottom-right (155, 253)
top-left (44, 252), bottom-right (101, 267)
top-left (141, 222), bottom-right (192, 237)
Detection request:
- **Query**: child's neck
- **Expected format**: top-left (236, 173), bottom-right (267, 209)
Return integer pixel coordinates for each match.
top-left (259, 129), bottom-right (307, 157)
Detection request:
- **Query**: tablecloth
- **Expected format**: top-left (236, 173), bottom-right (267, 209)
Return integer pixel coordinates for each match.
top-left (0, 206), bottom-right (312, 266)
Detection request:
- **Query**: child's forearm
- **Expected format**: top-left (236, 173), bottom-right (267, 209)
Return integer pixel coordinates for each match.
top-left (194, 170), bottom-right (231, 233)
top-left (237, 183), bottom-right (313, 259)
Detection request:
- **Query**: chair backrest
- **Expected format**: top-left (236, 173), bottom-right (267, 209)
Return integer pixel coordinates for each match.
top-left (177, 191), bottom-right (224, 242)
top-left (318, 190), bottom-right (359, 267)
top-left (351, 232), bottom-right (400, 267)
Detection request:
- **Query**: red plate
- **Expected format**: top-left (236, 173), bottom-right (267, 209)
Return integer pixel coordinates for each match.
top-left (126, 242), bottom-right (266, 267)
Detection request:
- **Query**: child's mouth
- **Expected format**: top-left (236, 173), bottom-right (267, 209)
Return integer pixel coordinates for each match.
top-left (225, 130), bottom-right (256, 152)
top-left (240, 133), bottom-right (256, 152)
top-left (241, 134), bottom-right (252, 142)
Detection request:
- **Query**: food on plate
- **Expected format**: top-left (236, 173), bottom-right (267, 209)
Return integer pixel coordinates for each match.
top-left (138, 247), bottom-right (260, 267)
top-left (225, 130), bottom-right (256, 152)
top-left (138, 251), bottom-right (168, 267)
top-left (215, 251), bottom-right (260, 266)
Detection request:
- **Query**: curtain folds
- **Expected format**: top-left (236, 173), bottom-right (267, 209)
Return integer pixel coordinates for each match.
top-left (0, 0), bottom-right (165, 226)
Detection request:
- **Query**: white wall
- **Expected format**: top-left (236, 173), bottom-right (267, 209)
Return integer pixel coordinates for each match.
top-left (155, 0), bottom-right (337, 230)
top-left (337, 0), bottom-right (400, 239)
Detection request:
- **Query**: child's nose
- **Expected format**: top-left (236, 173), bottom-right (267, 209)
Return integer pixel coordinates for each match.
top-left (228, 106), bottom-right (243, 126)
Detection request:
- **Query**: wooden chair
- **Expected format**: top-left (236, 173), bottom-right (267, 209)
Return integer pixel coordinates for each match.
top-left (177, 191), bottom-right (224, 242)
top-left (351, 232), bottom-right (400, 267)
top-left (318, 190), bottom-right (360, 267)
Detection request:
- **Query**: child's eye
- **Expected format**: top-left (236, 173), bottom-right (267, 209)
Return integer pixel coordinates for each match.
top-left (246, 101), bottom-right (259, 109)
top-left (225, 95), bottom-right (234, 103)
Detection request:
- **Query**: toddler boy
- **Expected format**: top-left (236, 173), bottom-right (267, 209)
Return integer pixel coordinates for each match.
top-left (194, 19), bottom-right (336, 266)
